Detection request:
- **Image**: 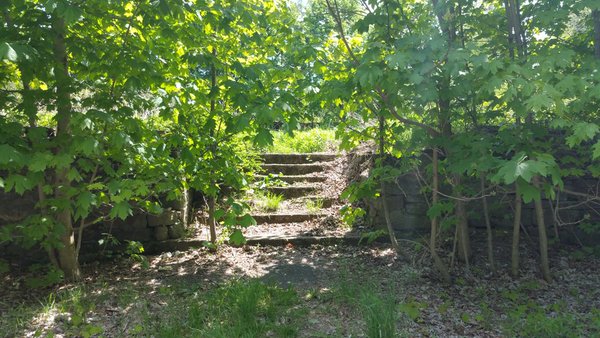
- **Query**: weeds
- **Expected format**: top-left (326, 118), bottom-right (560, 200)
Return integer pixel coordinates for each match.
top-left (155, 279), bottom-right (301, 338)
top-left (255, 191), bottom-right (284, 212)
top-left (502, 301), bottom-right (600, 337)
top-left (305, 198), bottom-right (323, 214)
top-left (327, 272), bottom-right (401, 338)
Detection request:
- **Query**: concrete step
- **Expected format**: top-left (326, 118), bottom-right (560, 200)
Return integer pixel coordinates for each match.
top-left (252, 213), bottom-right (326, 224)
top-left (244, 234), bottom-right (361, 246)
top-left (143, 234), bottom-right (363, 253)
top-left (267, 185), bottom-right (319, 198)
top-left (262, 163), bottom-right (325, 175)
top-left (255, 175), bottom-right (327, 184)
top-left (261, 153), bottom-right (338, 164)
top-left (299, 196), bottom-right (335, 208)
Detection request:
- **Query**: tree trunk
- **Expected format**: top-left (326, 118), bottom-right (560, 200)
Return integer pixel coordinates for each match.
top-left (453, 178), bottom-right (471, 265)
top-left (533, 176), bottom-right (552, 282)
top-left (593, 9), bottom-right (600, 59)
top-left (481, 176), bottom-right (495, 273)
top-left (505, 0), bottom-right (526, 59)
top-left (52, 16), bottom-right (81, 282)
top-left (430, 148), bottom-right (451, 283)
top-left (378, 114), bottom-right (400, 251)
top-left (207, 47), bottom-right (218, 244)
top-left (207, 196), bottom-right (217, 243)
top-left (511, 183), bottom-right (522, 278)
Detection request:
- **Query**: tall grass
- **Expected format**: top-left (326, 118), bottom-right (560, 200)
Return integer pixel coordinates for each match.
top-left (156, 280), bottom-right (300, 338)
top-left (328, 273), bottom-right (399, 338)
top-left (266, 128), bottom-right (337, 153)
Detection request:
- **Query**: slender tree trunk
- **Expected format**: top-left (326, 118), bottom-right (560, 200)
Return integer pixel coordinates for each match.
top-left (52, 16), bottom-right (81, 282)
top-left (378, 115), bottom-right (400, 251)
top-left (593, 9), bottom-right (600, 59)
top-left (207, 47), bottom-right (218, 244)
top-left (505, 0), bottom-right (526, 59)
top-left (480, 176), bottom-right (495, 273)
top-left (533, 176), bottom-right (552, 282)
top-left (454, 184), bottom-right (471, 268)
top-left (511, 183), bottom-right (522, 278)
top-left (430, 148), bottom-right (451, 283)
top-left (207, 196), bottom-right (217, 243)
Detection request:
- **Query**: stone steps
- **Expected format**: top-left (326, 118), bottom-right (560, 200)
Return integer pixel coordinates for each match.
top-left (255, 175), bottom-right (327, 184)
top-left (260, 153), bottom-right (337, 164)
top-left (252, 213), bottom-right (327, 224)
top-left (144, 233), bottom-right (364, 253)
top-left (262, 163), bottom-right (326, 176)
top-left (267, 185), bottom-right (319, 198)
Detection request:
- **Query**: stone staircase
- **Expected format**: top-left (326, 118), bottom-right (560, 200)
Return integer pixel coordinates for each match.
top-left (145, 152), bottom-right (361, 253)
top-left (242, 152), bottom-right (361, 246)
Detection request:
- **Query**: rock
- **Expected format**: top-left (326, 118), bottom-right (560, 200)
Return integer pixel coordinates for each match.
top-left (114, 213), bottom-right (147, 230)
top-left (154, 226), bottom-right (169, 241)
top-left (148, 210), bottom-right (180, 227)
top-left (168, 222), bottom-right (186, 239)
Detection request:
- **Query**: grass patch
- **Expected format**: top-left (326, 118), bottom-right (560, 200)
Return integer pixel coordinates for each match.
top-left (326, 273), bottom-right (402, 338)
top-left (265, 128), bottom-right (337, 153)
top-left (154, 279), bottom-right (301, 338)
top-left (255, 191), bottom-right (284, 212)
top-left (305, 198), bottom-right (323, 214)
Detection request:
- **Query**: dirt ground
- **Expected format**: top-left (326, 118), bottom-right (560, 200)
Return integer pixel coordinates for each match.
top-left (2, 236), bottom-right (599, 337)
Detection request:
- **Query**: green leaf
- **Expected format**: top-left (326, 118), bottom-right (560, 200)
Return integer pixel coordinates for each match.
top-left (229, 229), bottom-right (246, 246)
top-left (110, 201), bottom-right (132, 221)
top-left (494, 154), bottom-right (526, 184)
top-left (386, 53), bottom-right (409, 68)
top-left (238, 214), bottom-right (256, 227)
top-left (56, 4), bottom-right (82, 24)
top-left (518, 179), bottom-right (540, 203)
top-left (524, 93), bottom-right (553, 112)
top-left (0, 42), bottom-right (18, 61)
top-left (567, 122), bottom-right (599, 147)
top-left (427, 202), bottom-right (453, 219)
top-left (5, 174), bottom-right (33, 195)
top-left (517, 160), bottom-right (547, 183)
top-left (75, 191), bottom-right (95, 220)
top-left (214, 208), bottom-right (226, 220)
top-left (0, 144), bottom-right (24, 166)
top-left (254, 129), bottom-right (273, 147)
top-left (356, 62), bottom-right (383, 87)
top-left (29, 152), bottom-right (53, 172)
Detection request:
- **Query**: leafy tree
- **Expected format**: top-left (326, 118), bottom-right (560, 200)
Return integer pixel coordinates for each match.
top-left (0, 0), bottom-right (304, 281)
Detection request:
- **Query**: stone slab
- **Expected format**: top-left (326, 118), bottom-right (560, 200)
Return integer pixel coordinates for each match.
top-left (261, 153), bottom-right (338, 164)
top-left (262, 163), bottom-right (325, 175)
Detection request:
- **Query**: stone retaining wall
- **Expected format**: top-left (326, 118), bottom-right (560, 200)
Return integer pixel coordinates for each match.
top-left (365, 161), bottom-right (600, 239)
top-left (0, 189), bottom-right (192, 263)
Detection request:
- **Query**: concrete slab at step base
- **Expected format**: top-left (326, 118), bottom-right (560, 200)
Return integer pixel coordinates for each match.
top-left (255, 175), bottom-right (327, 183)
top-left (252, 213), bottom-right (327, 224)
top-left (261, 153), bottom-right (338, 164)
top-left (143, 234), bottom-right (362, 253)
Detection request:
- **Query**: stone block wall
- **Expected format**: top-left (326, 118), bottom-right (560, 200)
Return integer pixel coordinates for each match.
top-left (365, 161), bottom-right (600, 238)
top-left (0, 188), bottom-right (192, 263)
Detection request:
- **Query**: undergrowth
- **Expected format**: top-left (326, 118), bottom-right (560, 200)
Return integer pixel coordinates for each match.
top-left (265, 128), bottom-right (337, 153)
